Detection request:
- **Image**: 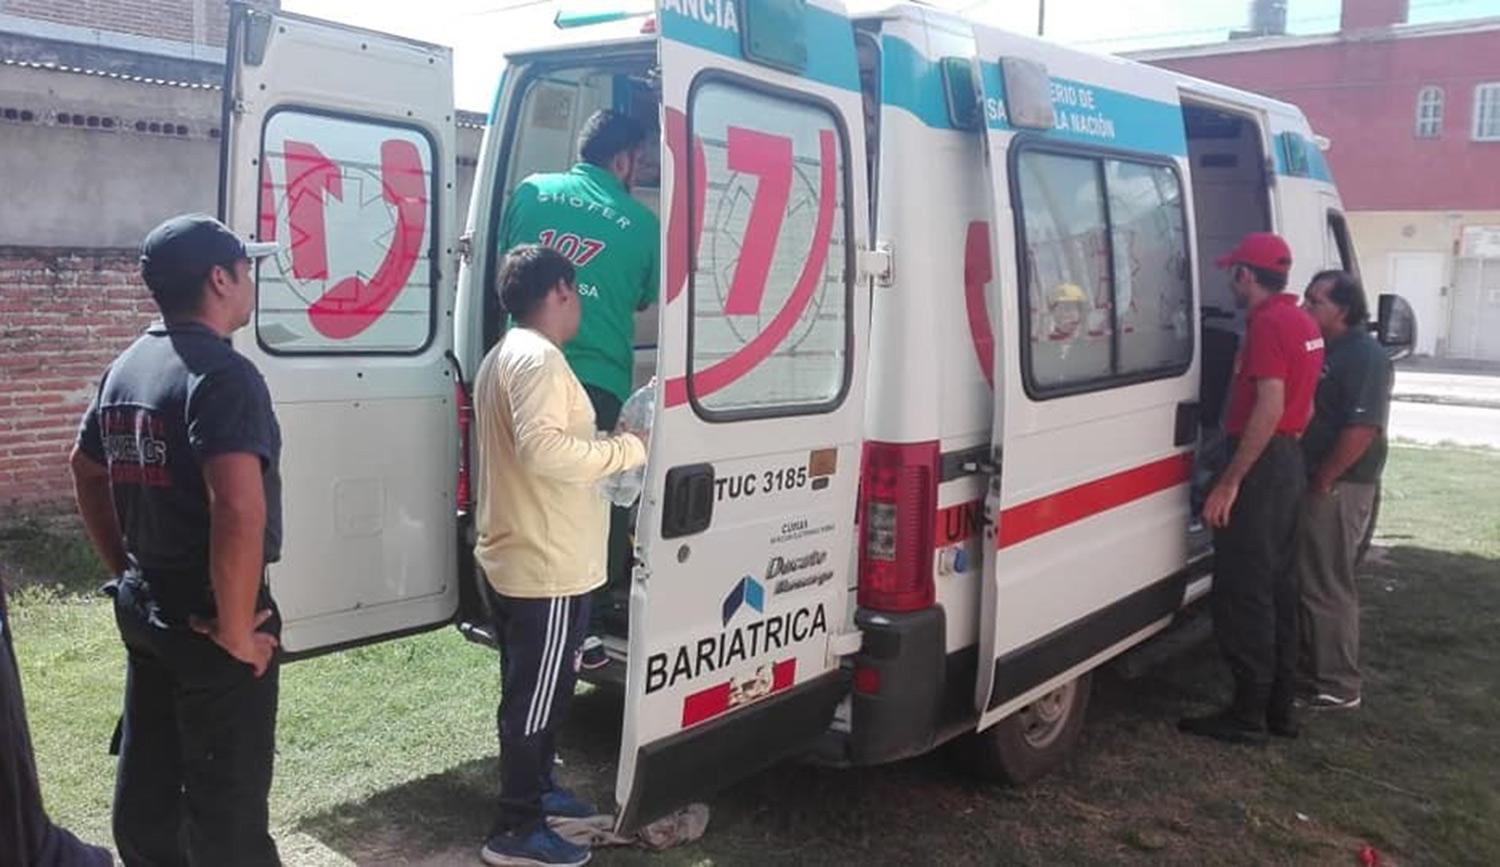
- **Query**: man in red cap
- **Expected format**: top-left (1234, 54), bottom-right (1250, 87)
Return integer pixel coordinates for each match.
top-left (1180, 231), bottom-right (1324, 744)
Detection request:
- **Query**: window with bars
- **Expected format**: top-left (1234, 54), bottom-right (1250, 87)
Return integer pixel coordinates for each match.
top-left (1415, 86), bottom-right (1443, 138)
top-left (1474, 83), bottom-right (1500, 142)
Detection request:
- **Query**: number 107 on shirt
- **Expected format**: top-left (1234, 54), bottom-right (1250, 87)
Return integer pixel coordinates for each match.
top-left (538, 229), bottom-right (608, 267)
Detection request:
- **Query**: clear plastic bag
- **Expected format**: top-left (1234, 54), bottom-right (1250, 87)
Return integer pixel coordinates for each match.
top-left (599, 377), bottom-right (655, 507)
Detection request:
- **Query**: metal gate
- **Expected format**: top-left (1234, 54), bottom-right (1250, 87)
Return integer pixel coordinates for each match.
top-left (1449, 257), bottom-right (1500, 361)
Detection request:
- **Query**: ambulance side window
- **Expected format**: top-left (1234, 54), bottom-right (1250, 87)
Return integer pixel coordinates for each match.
top-left (1015, 145), bottom-right (1192, 395)
top-left (1016, 151), bottom-right (1112, 387)
top-left (686, 77), bottom-right (852, 418)
top-left (255, 110), bottom-right (439, 355)
top-left (1106, 160), bottom-right (1193, 376)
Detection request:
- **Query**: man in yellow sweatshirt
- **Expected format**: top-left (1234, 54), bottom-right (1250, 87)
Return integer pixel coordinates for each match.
top-left (473, 244), bottom-right (646, 867)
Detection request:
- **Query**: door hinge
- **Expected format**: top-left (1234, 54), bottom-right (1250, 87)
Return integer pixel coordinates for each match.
top-left (457, 230), bottom-right (474, 265)
top-left (857, 242), bottom-right (893, 287)
top-left (829, 629), bottom-right (864, 657)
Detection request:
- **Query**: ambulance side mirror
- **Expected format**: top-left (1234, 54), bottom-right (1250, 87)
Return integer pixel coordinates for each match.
top-left (1374, 293), bottom-right (1416, 361)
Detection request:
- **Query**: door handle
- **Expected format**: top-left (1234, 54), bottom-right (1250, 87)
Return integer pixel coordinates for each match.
top-left (661, 463), bottom-right (715, 539)
top-left (1174, 401), bottom-right (1200, 447)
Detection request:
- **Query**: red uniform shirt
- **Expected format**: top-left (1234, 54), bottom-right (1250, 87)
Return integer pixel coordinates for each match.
top-left (1224, 293), bottom-right (1325, 437)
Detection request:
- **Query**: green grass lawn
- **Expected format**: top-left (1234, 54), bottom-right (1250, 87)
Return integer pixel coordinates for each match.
top-left (4, 444), bottom-right (1498, 865)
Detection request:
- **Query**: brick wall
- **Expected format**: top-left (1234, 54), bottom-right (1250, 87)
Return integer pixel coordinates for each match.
top-left (1, 0), bottom-right (226, 47)
top-left (1, 248), bottom-right (154, 515)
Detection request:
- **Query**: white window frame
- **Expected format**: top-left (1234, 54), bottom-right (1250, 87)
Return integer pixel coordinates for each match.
top-left (1473, 82), bottom-right (1500, 142)
top-left (1415, 86), bottom-right (1443, 138)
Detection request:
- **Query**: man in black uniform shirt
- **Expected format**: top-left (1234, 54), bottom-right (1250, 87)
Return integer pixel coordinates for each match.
top-left (70, 214), bottom-right (283, 866)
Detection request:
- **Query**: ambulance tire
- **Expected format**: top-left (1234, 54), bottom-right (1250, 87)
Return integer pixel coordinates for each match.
top-left (957, 672), bottom-right (1092, 785)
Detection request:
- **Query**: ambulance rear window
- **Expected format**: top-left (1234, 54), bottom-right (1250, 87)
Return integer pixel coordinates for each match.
top-left (254, 109), bottom-right (439, 355)
top-left (684, 77), bottom-right (853, 418)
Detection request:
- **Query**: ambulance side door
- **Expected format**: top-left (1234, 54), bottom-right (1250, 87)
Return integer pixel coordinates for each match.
top-left (615, 0), bottom-right (871, 832)
top-left (970, 31), bottom-right (1199, 726)
top-left (219, 7), bottom-right (459, 654)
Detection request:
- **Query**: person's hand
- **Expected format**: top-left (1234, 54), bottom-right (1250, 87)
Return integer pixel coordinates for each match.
top-left (1202, 479), bottom-right (1239, 529)
top-left (1307, 477), bottom-right (1334, 498)
top-left (190, 608), bottom-right (278, 677)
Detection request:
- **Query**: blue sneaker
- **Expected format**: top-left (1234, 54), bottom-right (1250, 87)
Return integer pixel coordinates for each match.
top-left (541, 786), bottom-right (602, 819)
top-left (480, 824), bottom-right (590, 867)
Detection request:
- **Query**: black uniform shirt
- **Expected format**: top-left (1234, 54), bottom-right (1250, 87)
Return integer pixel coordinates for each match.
top-left (76, 322), bottom-right (282, 612)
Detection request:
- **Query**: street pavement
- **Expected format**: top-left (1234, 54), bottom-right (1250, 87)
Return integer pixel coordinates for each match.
top-left (1393, 370), bottom-right (1500, 410)
top-left (1390, 368), bottom-right (1500, 448)
top-left (1389, 401), bottom-right (1500, 449)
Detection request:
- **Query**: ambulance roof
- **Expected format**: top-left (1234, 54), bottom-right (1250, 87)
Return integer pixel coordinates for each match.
top-left (499, 1), bottom-right (1309, 132)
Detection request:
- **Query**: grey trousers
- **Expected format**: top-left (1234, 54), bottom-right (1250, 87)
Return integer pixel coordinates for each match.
top-left (1295, 480), bottom-right (1378, 700)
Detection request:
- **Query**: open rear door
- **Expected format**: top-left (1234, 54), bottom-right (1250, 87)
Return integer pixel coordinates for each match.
top-left (970, 27), bottom-right (1199, 728)
top-left (219, 5), bottom-right (459, 654)
top-left (616, 0), bottom-right (870, 832)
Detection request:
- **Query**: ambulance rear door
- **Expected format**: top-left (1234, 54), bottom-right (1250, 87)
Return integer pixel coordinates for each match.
top-left (616, 0), bottom-right (871, 832)
top-left (219, 5), bottom-right (459, 654)
top-left (969, 29), bottom-right (1200, 728)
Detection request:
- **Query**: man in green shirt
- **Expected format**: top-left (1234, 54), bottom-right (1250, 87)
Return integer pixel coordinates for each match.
top-left (1295, 270), bottom-right (1393, 713)
top-left (500, 109), bottom-right (659, 663)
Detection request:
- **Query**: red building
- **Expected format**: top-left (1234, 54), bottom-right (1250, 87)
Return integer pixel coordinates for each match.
top-left (1134, 0), bottom-right (1500, 360)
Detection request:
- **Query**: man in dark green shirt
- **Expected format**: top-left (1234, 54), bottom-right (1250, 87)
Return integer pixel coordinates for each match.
top-left (500, 109), bottom-right (658, 413)
top-left (1295, 270), bottom-right (1393, 712)
top-left (499, 109), bottom-right (659, 663)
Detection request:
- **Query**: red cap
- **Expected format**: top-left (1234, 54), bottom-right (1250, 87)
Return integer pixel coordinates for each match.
top-left (1216, 231), bottom-right (1292, 274)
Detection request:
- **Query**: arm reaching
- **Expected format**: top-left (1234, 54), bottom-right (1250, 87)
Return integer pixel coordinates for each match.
top-left (509, 357), bottom-right (646, 484)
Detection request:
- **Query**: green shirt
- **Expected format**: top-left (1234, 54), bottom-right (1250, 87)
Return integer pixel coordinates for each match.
top-left (500, 163), bottom-right (659, 401)
top-left (1301, 328), bottom-right (1393, 484)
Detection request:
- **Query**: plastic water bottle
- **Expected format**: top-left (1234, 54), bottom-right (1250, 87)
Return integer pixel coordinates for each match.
top-left (600, 378), bottom-right (655, 507)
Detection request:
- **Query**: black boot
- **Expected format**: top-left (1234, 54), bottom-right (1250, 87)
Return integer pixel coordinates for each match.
top-left (1178, 682), bottom-right (1269, 745)
top-left (1267, 678), bottom-right (1299, 739)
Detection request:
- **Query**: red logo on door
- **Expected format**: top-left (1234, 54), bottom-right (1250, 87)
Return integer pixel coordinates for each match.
top-left (260, 138), bottom-right (428, 340)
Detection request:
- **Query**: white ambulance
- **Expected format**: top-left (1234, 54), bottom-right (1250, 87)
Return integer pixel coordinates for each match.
top-left (217, 0), bottom-right (1415, 832)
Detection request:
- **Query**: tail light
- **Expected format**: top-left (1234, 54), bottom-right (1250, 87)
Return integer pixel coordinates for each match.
top-left (455, 380), bottom-right (473, 512)
top-left (858, 440), bottom-right (939, 612)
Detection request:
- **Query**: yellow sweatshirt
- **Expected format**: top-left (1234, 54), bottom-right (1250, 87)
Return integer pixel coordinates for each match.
top-left (473, 327), bottom-right (646, 598)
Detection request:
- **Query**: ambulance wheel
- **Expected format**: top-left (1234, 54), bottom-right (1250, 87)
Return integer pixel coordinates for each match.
top-left (959, 672), bottom-right (1091, 785)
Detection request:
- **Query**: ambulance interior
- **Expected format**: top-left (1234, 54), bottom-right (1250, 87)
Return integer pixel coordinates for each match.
top-left (1180, 99), bottom-right (1274, 541)
top-left (490, 59), bottom-right (664, 392)
top-left (481, 57), bottom-right (663, 651)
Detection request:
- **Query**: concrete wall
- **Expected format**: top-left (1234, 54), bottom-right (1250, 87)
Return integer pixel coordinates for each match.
top-left (0, 63), bottom-right (220, 248)
top-left (0, 0), bottom-right (232, 48)
top-left (1348, 209), bottom-right (1500, 354)
top-left (0, 63), bottom-right (486, 248)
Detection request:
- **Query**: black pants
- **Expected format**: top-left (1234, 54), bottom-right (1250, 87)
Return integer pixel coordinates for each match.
top-left (111, 579), bottom-right (280, 867)
top-left (1, 583), bottom-right (113, 867)
top-left (1212, 436), bottom-right (1305, 694)
top-left (491, 591), bottom-right (590, 835)
top-left (583, 384), bottom-right (631, 635)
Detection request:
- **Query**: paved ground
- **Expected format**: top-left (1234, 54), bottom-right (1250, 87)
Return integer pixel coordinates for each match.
top-left (1387, 368), bottom-right (1500, 447)
top-left (1393, 369), bottom-right (1500, 409)
top-left (1389, 400), bottom-right (1500, 449)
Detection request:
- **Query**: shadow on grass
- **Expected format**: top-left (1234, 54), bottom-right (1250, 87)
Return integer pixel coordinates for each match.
top-left (295, 543), bottom-right (1500, 865)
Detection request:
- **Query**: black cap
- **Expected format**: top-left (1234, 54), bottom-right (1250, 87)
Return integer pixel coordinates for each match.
top-left (139, 214), bottom-right (278, 295)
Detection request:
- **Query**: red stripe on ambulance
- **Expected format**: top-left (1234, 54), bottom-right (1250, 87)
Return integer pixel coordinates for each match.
top-left (997, 452), bottom-right (1192, 549)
